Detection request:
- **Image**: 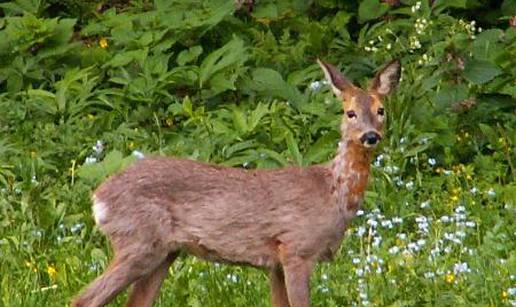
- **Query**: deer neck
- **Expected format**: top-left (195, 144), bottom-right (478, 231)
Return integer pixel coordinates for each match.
top-left (331, 127), bottom-right (373, 218)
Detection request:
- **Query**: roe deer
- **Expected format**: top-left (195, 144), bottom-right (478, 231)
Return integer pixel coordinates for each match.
top-left (72, 59), bottom-right (401, 307)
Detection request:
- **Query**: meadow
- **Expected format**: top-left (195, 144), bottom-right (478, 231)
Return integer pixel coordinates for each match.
top-left (0, 0), bottom-right (515, 306)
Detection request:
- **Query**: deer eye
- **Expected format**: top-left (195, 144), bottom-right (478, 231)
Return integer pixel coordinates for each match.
top-left (346, 110), bottom-right (357, 119)
top-left (377, 108), bottom-right (385, 116)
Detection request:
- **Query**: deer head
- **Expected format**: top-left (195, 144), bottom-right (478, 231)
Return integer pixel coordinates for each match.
top-left (318, 59), bottom-right (401, 149)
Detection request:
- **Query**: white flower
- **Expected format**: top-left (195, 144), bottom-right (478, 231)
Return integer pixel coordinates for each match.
top-left (465, 221), bottom-right (476, 228)
top-left (405, 181), bottom-right (414, 190)
top-left (356, 226), bottom-right (366, 237)
top-left (392, 217), bottom-right (403, 224)
top-left (352, 258), bottom-right (361, 264)
top-left (424, 272), bottom-right (435, 279)
top-left (386, 43), bottom-right (392, 50)
top-left (453, 262), bottom-right (471, 274)
top-left (420, 201), bottom-right (430, 209)
top-left (355, 268), bottom-right (364, 277)
top-left (132, 150), bottom-right (145, 159)
top-left (428, 158), bottom-right (436, 166)
top-left (309, 81), bottom-right (321, 91)
top-left (93, 140), bottom-right (104, 155)
top-left (85, 156), bottom-right (97, 164)
top-left (356, 210), bottom-right (365, 216)
top-left (455, 206), bottom-right (466, 213)
top-left (470, 187), bottom-right (478, 194)
top-left (487, 188), bottom-right (496, 197)
top-left (367, 219), bottom-right (378, 228)
top-left (389, 246), bottom-right (400, 254)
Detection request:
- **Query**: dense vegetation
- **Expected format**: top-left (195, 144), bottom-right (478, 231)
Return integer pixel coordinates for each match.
top-left (0, 0), bottom-right (515, 306)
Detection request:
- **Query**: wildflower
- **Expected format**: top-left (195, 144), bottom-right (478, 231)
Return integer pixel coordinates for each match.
top-left (356, 210), bottom-right (365, 216)
top-left (389, 246), bottom-right (400, 254)
top-left (386, 43), bottom-right (392, 50)
top-left (70, 223), bottom-right (84, 234)
top-left (453, 262), bottom-right (470, 274)
top-left (47, 265), bottom-right (58, 280)
top-left (424, 272), bottom-right (435, 279)
top-left (99, 37), bottom-right (108, 49)
top-left (132, 150), bottom-right (145, 159)
top-left (420, 201), bottom-right (430, 209)
top-left (445, 272), bottom-right (455, 283)
top-left (411, 1), bottom-right (421, 13)
top-left (465, 221), bottom-right (476, 228)
top-left (487, 188), bottom-right (496, 197)
top-left (85, 156), bottom-right (97, 165)
top-left (356, 268), bottom-right (364, 277)
top-left (405, 181), bottom-right (414, 190)
top-left (93, 140), bottom-right (104, 155)
top-left (392, 217), bottom-right (403, 224)
top-left (427, 158), bottom-right (436, 166)
top-left (508, 288), bottom-right (516, 296)
top-left (356, 226), bottom-right (366, 237)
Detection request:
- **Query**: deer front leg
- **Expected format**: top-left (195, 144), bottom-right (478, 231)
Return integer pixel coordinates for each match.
top-left (269, 266), bottom-right (290, 307)
top-left (282, 257), bottom-right (314, 307)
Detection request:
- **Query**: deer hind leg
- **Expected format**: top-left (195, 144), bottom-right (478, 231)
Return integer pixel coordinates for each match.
top-left (269, 266), bottom-right (290, 307)
top-left (125, 252), bottom-right (178, 307)
top-left (72, 244), bottom-right (170, 307)
top-left (281, 256), bottom-right (314, 307)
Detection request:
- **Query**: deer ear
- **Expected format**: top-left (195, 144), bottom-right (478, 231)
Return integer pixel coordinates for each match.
top-left (369, 59), bottom-right (401, 97)
top-left (317, 59), bottom-right (355, 99)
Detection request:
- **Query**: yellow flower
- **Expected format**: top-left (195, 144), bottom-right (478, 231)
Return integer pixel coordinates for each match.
top-left (128, 142), bottom-right (135, 150)
top-left (25, 261), bottom-right (38, 272)
top-left (450, 195), bottom-right (459, 202)
top-left (47, 265), bottom-right (57, 280)
top-left (445, 273), bottom-right (455, 284)
top-left (502, 290), bottom-right (508, 300)
top-left (99, 37), bottom-right (108, 49)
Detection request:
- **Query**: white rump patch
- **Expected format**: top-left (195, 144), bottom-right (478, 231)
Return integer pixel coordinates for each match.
top-left (92, 196), bottom-right (108, 225)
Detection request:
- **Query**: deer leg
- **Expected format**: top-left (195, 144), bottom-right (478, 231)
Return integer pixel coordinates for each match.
top-left (125, 252), bottom-right (178, 307)
top-left (72, 248), bottom-right (168, 307)
top-left (282, 257), bottom-right (314, 307)
top-left (269, 266), bottom-right (290, 307)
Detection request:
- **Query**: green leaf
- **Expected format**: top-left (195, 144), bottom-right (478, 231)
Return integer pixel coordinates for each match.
top-left (432, 84), bottom-right (468, 109)
top-left (463, 59), bottom-right (502, 85)
top-left (177, 46), bottom-right (203, 66)
top-left (77, 151), bottom-right (136, 185)
top-left (358, 0), bottom-right (390, 23)
top-left (199, 36), bottom-right (246, 88)
top-left (285, 131), bottom-right (302, 166)
top-left (245, 68), bottom-right (304, 107)
top-left (104, 49), bottom-right (148, 68)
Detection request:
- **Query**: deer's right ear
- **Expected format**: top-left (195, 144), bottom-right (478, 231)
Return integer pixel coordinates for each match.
top-left (317, 59), bottom-right (355, 99)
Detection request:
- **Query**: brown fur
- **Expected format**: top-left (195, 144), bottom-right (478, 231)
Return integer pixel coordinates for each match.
top-left (72, 59), bottom-right (400, 307)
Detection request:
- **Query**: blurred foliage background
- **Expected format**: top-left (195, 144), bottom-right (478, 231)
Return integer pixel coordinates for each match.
top-left (0, 0), bottom-right (514, 306)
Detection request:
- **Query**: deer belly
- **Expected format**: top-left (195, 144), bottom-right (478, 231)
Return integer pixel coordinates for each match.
top-left (180, 235), bottom-right (279, 269)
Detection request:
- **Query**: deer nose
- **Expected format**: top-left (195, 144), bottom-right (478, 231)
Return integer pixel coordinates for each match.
top-left (360, 131), bottom-right (381, 147)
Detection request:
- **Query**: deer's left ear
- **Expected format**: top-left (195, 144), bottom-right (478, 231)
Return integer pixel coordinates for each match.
top-left (369, 59), bottom-right (401, 97)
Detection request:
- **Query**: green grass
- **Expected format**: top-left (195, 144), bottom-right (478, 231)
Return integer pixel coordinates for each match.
top-left (0, 0), bottom-right (515, 306)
